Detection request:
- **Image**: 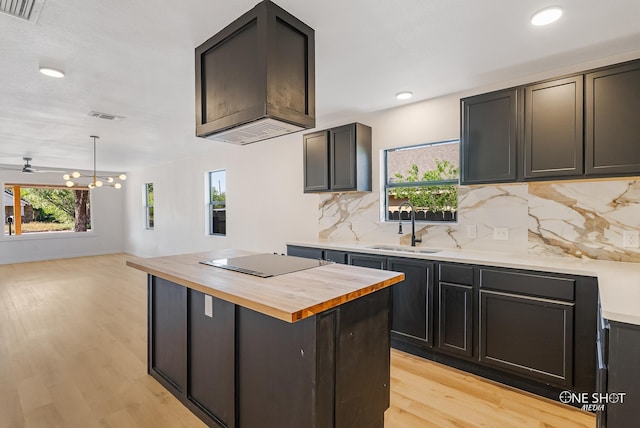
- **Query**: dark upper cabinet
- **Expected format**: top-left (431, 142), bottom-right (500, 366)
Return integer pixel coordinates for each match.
top-left (585, 61), bottom-right (640, 176)
top-left (388, 258), bottom-right (434, 348)
top-left (303, 131), bottom-right (329, 191)
top-left (461, 88), bottom-right (520, 184)
top-left (462, 58), bottom-right (640, 183)
top-left (524, 75), bottom-right (584, 179)
top-left (303, 123), bottom-right (371, 193)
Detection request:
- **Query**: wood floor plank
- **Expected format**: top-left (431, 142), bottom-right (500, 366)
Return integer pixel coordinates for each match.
top-left (0, 254), bottom-right (596, 427)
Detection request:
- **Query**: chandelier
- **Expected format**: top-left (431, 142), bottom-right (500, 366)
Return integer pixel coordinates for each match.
top-left (63, 136), bottom-right (127, 189)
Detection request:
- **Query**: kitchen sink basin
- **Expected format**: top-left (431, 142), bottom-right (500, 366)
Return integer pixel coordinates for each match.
top-left (368, 245), bottom-right (441, 254)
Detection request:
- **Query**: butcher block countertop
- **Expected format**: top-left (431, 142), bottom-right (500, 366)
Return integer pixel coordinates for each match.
top-left (126, 249), bottom-right (404, 323)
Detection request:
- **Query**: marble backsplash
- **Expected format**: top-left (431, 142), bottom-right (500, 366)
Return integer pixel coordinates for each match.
top-left (318, 179), bottom-right (640, 263)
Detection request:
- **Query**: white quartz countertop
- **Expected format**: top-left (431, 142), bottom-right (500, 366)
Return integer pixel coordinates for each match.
top-left (288, 241), bottom-right (640, 326)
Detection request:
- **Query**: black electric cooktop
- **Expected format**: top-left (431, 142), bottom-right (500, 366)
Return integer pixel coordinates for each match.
top-left (200, 253), bottom-right (332, 278)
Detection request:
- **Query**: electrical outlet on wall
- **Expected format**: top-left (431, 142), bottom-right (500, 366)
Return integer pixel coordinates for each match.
top-left (467, 225), bottom-right (477, 238)
top-left (623, 230), bottom-right (640, 248)
top-left (493, 227), bottom-right (509, 241)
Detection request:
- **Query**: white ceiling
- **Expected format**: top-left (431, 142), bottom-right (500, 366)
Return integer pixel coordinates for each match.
top-left (1, 0), bottom-right (640, 172)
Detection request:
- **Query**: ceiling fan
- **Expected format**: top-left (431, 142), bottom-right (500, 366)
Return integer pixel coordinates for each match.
top-left (0, 157), bottom-right (66, 174)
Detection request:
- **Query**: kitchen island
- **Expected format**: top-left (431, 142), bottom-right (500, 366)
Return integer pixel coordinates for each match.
top-left (127, 249), bottom-right (404, 428)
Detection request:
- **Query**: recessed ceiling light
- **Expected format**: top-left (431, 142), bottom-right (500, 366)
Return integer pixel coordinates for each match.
top-left (396, 91), bottom-right (413, 100)
top-left (39, 67), bottom-right (65, 78)
top-left (531, 6), bottom-right (563, 26)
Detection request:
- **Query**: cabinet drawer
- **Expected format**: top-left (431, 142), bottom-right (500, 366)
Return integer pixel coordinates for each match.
top-left (479, 268), bottom-right (574, 301)
top-left (324, 250), bottom-right (347, 264)
top-left (287, 245), bottom-right (323, 260)
top-left (479, 290), bottom-right (574, 387)
top-left (439, 263), bottom-right (474, 286)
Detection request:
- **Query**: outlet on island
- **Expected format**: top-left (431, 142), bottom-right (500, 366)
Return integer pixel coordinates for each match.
top-left (493, 227), bottom-right (509, 241)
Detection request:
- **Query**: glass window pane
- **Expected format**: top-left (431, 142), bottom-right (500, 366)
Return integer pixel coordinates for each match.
top-left (385, 140), bottom-right (459, 223)
top-left (4, 185), bottom-right (91, 235)
top-left (145, 183), bottom-right (154, 230)
top-left (209, 170), bottom-right (226, 235)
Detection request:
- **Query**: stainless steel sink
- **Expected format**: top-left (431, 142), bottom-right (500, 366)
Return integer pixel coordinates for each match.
top-left (368, 245), bottom-right (440, 254)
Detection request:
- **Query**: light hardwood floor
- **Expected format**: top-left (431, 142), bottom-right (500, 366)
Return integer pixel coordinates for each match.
top-left (0, 254), bottom-right (595, 428)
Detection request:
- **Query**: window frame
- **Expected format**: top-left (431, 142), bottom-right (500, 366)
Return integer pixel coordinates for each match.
top-left (383, 139), bottom-right (460, 223)
top-left (208, 170), bottom-right (226, 236)
top-left (144, 183), bottom-right (154, 230)
top-left (3, 183), bottom-right (92, 236)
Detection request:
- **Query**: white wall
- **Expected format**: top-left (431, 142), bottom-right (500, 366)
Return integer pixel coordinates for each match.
top-left (124, 133), bottom-right (320, 257)
top-left (0, 169), bottom-right (125, 264)
top-left (124, 50), bottom-right (640, 258)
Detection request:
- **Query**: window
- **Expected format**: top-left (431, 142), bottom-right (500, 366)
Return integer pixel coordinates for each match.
top-left (384, 140), bottom-right (459, 222)
top-left (209, 170), bottom-right (226, 235)
top-left (145, 183), bottom-right (154, 229)
top-left (4, 184), bottom-right (91, 236)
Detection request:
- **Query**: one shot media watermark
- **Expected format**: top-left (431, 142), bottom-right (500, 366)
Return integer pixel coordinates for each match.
top-left (559, 391), bottom-right (627, 411)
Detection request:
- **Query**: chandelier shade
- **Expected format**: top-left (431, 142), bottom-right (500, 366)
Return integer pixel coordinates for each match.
top-left (62, 136), bottom-right (126, 189)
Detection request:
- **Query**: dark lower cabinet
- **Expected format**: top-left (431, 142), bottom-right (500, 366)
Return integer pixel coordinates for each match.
top-left (437, 281), bottom-right (473, 358)
top-left (604, 321), bottom-right (640, 427)
top-left (479, 290), bottom-right (574, 387)
top-left (149, 273), bottom-right (392, 428)
top-left (286, 245), bottom-right (347, 264)
top-left (324, 249), bottom-right (347, 264)
top-left (286, 245), bottom-right (600, 406)
top-left (436, 263), bottom-right (475, 359)
top-left (286, 245), bottom-right (323, 260)
top-left (388, 258), bottom-right (434, 348)
top-left (348, 253), bottom-right (387, 270)
top-left (188, 291), bottom-right (235, 427)
top-left (149, 278), bottom-right (233, 428)
top-left (149, 277), bottom-right (187, 392)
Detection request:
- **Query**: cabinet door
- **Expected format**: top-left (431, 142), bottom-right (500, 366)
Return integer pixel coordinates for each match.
top-left (188, 290), bottom-right (235, 427)
top-left (607, 321), bottom-right (640, 427)
top-left (287, 245), bottom-right (324, 260)
top-left (585, 61), bottom-right (640, 175)
top-left (479, 290), bottom-right (574, 387)
top-left (303, 130), bottom-right (329, 192)
top-left (348, 253), bottom-right (387, 270)
top-left (524, 76), bottom-right (584, 179)
top-left (437, 282), bottom-right (473, 358)
top-left (330, 124), bottom-right (357, 191)
top-left (150, 277), bottom-right (187, 392)
top-left (388, 259), bottom-right (434, 347)
top-left (324, 250), bottom-right (347, 264)
top-left (461, 88), bottom-right (519, 184)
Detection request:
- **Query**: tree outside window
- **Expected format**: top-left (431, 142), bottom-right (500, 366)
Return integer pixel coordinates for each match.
top-left (145, 183), bottom-right (154, 230)
top-left (209, 170), bottom-right (226, 235)
top-left (385, 140), bottom-right (460, 222)
top-left (4, 185), bottom-right (91, 235)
